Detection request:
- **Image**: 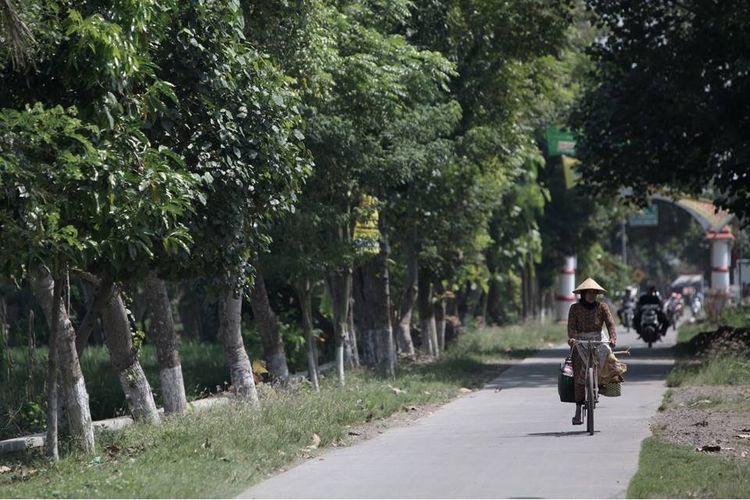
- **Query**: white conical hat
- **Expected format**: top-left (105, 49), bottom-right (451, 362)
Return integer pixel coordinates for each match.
top-left (573, 277), bottom-right (607, 294)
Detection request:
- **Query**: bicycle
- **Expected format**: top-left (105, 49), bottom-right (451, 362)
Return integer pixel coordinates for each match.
top-left (572, 339), bottom-right (608, 435)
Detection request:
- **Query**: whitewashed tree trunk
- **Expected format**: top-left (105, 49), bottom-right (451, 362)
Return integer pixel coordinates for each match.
top-left (418, 269), bottom-right (439, 357)
top-left (218, 282), bottom-right (259, 404)
top-left (395, 246), bottom-right (418, 357)
top-left (32, 271), bottom-right (95, 453)
top-left (249, 261), bottom-right (290, 385)
top-left (326, 269), bottom-right (351, 386)
top-left (344, 303), bottom-right (359, 368)
top-left (434, 281), bottom-right (447, 353)
top-left (100, 283), bottom-right (160, 423)
top-left (297, 277), bottom-right (320, 391)
top-left (145, 273), bottom-right (187, 415)
top-left (45, 277), bottom-right (61, 460)
top-left (353, 213), bottom-right (395, 376)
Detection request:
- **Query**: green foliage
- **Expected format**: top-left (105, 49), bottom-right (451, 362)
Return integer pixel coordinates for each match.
top-left (576, 242), bottom-right (631, 295)
top-left (0, 104), bottom-right (197, 279)
top-left (150, 0), bottom-right (310, 288)
top-left (572, 0), bottom-right (750, 224)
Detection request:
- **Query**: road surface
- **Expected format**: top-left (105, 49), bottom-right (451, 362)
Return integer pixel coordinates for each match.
top-left (240, 324), bottom-right (676, 499)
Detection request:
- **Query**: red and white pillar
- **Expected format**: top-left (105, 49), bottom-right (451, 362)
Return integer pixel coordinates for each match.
top-left (706, 226), bottom-right (734, 292)
top-left (555, 255), bottom-right (577, 321)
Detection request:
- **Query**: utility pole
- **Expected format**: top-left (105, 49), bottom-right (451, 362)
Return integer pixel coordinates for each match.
top-left (739, 227), bottom-right (744, 301)
top-left (621, 220), bottom-right (628, 266)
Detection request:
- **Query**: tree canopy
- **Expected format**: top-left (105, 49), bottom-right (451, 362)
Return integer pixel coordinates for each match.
top-left (572, 0), bottom-right (750, 223)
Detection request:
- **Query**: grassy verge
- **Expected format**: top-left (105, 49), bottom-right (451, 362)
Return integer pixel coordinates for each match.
top-left (630, 311), bottom-right (750, 498)
top-left (667, 315), bottom-right (750, 387)
top-left (667, 353), bottom-right (750, 387)
top-left (1, 343), bottom-right (230, 440)
top-left (0, 321), bottom-right (565, 498)
top-left (628, 437), bottom-right (750, 499)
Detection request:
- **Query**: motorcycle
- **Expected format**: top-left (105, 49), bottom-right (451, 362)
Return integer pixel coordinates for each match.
top-left (622, 305), bottom-right (635, 332)
top-left (664, 297), bottom-right (683, 330)
top-left (690, 295), bottom-right (702, 318)
top-left (638, 304), bottom-right (662, 348)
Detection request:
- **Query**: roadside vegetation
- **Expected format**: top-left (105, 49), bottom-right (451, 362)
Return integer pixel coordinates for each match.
top-left (629, 438), bottom-right (750, 499)
top-left (629, 306), bottom-right (750, 498)
top-left (0, 322), bottom-right (565, 498)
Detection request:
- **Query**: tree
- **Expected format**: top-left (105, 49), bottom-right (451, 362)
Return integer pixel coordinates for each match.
top-left (144, 272), bottom-right (187, 414)
top-left (572, 0), bottom-right (750, 223)
top-left (0, 0), bottom-right (34, 70)
top-left (245, 0), bottom-right (457, 376)
top-left (401, 0), bottom-right (574, 327)
top-left (150, 0), bottom-right (309, 402)
top-left (0, 96), bottom-right (195, 449)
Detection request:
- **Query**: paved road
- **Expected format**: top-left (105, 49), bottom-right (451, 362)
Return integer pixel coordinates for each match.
top-left (241, 324), bottom-right (676, 499)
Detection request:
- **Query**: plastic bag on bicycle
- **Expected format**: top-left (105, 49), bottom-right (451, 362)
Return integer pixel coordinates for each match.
top-left (599, 351), bottom-right (627, 384)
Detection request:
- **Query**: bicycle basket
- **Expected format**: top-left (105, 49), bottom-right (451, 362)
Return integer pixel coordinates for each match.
top-left (600, 382), bottom-right (622, 397)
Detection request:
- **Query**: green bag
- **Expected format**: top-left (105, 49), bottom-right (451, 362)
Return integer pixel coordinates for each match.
top-left (558, 357), bottom-right (576, 403)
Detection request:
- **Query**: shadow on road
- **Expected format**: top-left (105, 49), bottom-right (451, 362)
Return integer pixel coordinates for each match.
top-left (483, 343), bottom-right (674, 391)
top-left (527, 430), bottom-right (597, 437)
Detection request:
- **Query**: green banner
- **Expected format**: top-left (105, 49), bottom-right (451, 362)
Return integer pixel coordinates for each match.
top-left (546, 127), bottom-right (576, 157)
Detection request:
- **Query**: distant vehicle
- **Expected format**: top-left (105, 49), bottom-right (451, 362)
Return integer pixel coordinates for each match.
top-left (622, 306), bottom-right (634, 332)
top-left (663, 292), bottom-right (684, 330)
top-left (690, 293), bottom-right (703, 318)
top-left (638, 304), bottom-right (661, 348)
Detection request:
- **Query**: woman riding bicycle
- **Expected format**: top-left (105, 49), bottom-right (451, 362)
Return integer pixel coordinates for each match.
top-left (567, 278), bottom-right (617, 425)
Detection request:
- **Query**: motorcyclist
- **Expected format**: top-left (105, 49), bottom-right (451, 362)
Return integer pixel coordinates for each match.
top-left (663, 291), bottom-right (684, 327)
top-left (616, 287), bottom-right (636, 325)
top-left (634, 286), bottom-right (668, 336)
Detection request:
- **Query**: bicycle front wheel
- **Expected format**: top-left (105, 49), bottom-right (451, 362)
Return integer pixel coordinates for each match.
top-left (586, 367), bottom-right (595, 435)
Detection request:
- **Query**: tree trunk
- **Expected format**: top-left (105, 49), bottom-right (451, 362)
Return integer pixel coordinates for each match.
top-left (296, 277), bottom-right (320, 391)
top-left (485, 277), bottom-right (499, 325)
top-left (249, 261), bottom-right (290, 385)
top-left (353, 213), bottom-right (395, 376)
top-left (326, 269), bottom-right (351, 386)
top-left (31, 271), bottom-right (95, 453)
top-left (434, 280), bottom-right (447, 353)
top-left (76, 279), bottom-right (112, 355)
top-left (45, 277), bottom-right (61, 461)
top-left (418, 268), bottom-right (438, 357)
top-left (218, 281), bottom-right (259, 404)
top-left (394, 246), bottom-right (417, 357)
top-left (145, 273), bottom-right (187, 415)
top-left (521, 263), bottom-right (537, 322)
top-left (344, 301), bottom-right (359, 368)
top-left (456, 283), bottom-right (469, 325)
top-left (100, 282), bottom-right (161, 423)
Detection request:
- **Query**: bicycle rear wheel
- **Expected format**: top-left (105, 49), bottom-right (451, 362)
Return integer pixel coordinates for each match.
top-left (586, 367), bottom-right (595, 435)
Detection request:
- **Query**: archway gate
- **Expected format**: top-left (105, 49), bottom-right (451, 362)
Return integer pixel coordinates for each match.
top-left (554, 196), bottom-right (737, 321)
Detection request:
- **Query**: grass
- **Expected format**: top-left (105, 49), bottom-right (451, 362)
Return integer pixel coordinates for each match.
top-left (667, 354), bottom-right (750, 387)
top-left (1, 342), bottom-right (230, 440)
top-left (0, 321), bottom-right (566, 498)
top-left (629, 311), bottom-right (750, 498)
top-left (667, 314), bottom-right (750, 387)
top-left (628, 437), bottom-right (750, 498)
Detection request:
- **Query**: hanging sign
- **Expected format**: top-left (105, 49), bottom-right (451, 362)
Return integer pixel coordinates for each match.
top-left (353, 194), bottom-right (380, 255)
top-left (547, 126), bottom-right (576, 157)
top-left (628, 206), bottom-right (659, 226)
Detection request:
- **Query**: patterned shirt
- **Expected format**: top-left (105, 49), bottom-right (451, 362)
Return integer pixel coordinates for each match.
top-left (567, 301), bottom-right (617, 344)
